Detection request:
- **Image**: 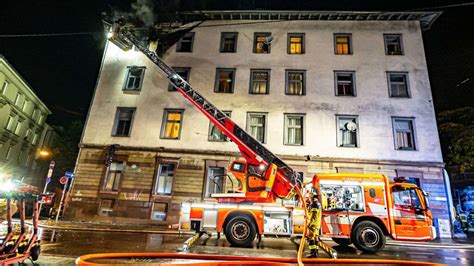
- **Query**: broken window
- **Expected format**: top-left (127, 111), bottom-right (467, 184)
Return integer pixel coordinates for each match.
top-left (335, 71), bottom-right (356, 96)
top-left (254, 32), bottom-right (272, 53)
top-left (220, 32), bottom-right (238, 53)
top-left (103, 162), bottom-right (123, 192)
top-left (215, 68), bottom-right (235, 93)
top-left (154, 164), bottom-right (175, 195)
top-left (388, 72), bottom-right (409, 97)
top-left (169, 67), bottom-right (190, 91)
top-left (124, 66), bottom-right (145, 91)
top-left (247, 113), bottom-right (267, 143)
top-left (161, 109), bottom-right (183, 139)
top-left (250, 70), bottom-right (270, 94)
top-left (284, 114), bottom-right (304, 145)
top-left (384, 34), bottom-right (403, 55)
top-left (176, 32), bottom-right (195, 52)
top-left (112, 108), bottom-right (135, 137)
top-left (288, 33), bottom-right (304, 54)
top-left (337, 116), bottom-right (359, 147)
top-left (393, 118), bottom-right (416, 150)
top-left (209, 111), bottom-right (231, 141)
top-left (286, 70), bottom-right (305, 95)
top-left (334, 34), bottom-right (352, 55)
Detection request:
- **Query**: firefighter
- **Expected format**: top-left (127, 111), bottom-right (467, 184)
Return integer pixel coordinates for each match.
top-left (307, 187), bottom-right (323, 258)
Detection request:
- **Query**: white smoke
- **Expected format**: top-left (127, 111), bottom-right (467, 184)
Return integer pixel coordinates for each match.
top-left (131, 0), bottom-right (156, 27)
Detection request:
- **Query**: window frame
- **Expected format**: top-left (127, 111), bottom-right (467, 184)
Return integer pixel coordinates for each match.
top-left (334, 71), bottom-right (356, 96)
top-left (287, 33), bottom-right (305, 54)
top-left (246, 112), bottom-right (268, 144)
top-left (387, 72), bottom-right (410, 98)
top-left (176, 32), bottom-right (195, 52)
top-left (208, 111), bottom-right (231, 142)
top-left (123, 66), bottom-right (146, 91)
top-left (214, 68), bottom-right (236, 93)
top-left (169, 67), bottom-right (191, 91)
top-left (392, 117), bottom-right (417, 151)
top-left (284, 113), bottom-right (305, 146)
top-left (111, 107), bottom-right (136, 137)
top-left (249, 69), bottom-right (271, 95)
top-left (102, 161), bottom-right (124, 192)
top-left (153, 163), bottom-right (176, 195)
top-left (220, 32), bottom-right (238, 53)
top-left (285, 70), bottom-right (306, 96)
top-left (160, 109), bottom-right (184, 140)
top-left (14, 93), bottom-right (21, 106)
top-left (253, 32), bottom-right (272, 54)
top-left (1, 80), bottom-right (8, 94)
top-left (336, 115), bottom-right (360, 148)
top-left (384, 34), bottom-right (404, 56)
top-left (334, 33), bottom-right (353, 55)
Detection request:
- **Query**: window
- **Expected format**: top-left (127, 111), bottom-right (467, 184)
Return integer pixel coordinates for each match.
top-left (1, 80), bottom-right (8, 94)
top-left (393, 189), bottom-right (412, 209)
top-left (103, 162), bottom-right (123, 191)
top-left (247, 113), bottom-right (267, 143)
top-left (151, 202), bottom-right (168, 221)
top-left (337, 116), bottom-right (359, 147)
top-left (388, 72), bottom-right (410, 98)
top-left (14, 93), bottom-right (21, 106)
top-left (154, 164), bottom-right (175, 194)
top-left (5, 115), bottom-right (15, 131)
top-left (393, 118), bottom-right (416, 150)
top-left (209, 111), bottom-right (231, 141)
top-left (288, 33), bottom-right (304, 54)
top-left (220, 32), bottom-right (238, 53)
top-left (176, 32), bottom-right (195, 52)
top-left (6, 146), bottom-right (13, 159)
top-left (320, 184), bottom-right (364, 211)
top-left (14, 121), bottom-right (22, 135)
top-left (32, 133), bottom-right (39, 145)
top-left (254, 32), bottom-right (272, 53)
top-left (22, 100), bottom-right (28, 112)
top-left (161, 109), bottom-right (183, 139)
top-left (169, 67), bottom-right (190, 91)
top-left (284, 114), bottom-right (304, 145)
top-left (98, 199), bottom-right (114, 216)
top-left (205, 166), bottom-right (225, 198)
top-left (335, 71), bottom-right (356, 96)
top-left (124, 66), bottom-right (145, 91)
top-left (286, 70), bottom-right (306, 95)
top-left (249, 69), bottom-right (270, 94)
top-left (334, 34), bottom-right (352, 55)
top-left (384, 34), bottom-right (403, 55)
top-left (38, 114), bottom-right (44, 125)
top-left (214, 68), bottom-right (235, 93)
top-left (112, 108), bottom-right (135, 137)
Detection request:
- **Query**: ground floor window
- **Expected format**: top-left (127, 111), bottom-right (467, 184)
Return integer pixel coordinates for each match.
top-left (103, 162), bottom-right (123, 192)
top-left (151, 202), bottom-right (168, 221)
top-left (205, 167), bottom-right (225, 198)
top-left (154, 164), bottom-right (175, 195)
top-left (98, 199), bottom-right (114, 216)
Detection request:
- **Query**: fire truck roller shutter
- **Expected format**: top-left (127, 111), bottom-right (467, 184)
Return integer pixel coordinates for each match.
top-left (223, 211), bottom-right (258, 247)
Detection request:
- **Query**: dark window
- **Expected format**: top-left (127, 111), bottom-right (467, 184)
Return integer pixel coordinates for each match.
top-left (169, 67), bottom-right (190, 91)
top-left (220, 32), bottom-right (238, 53)
top-left (112, 108), bottom-right (135, 137)
top-left (335, 71), bottom-right (356, 96)
top-left (209, 111), bottom-right (231, 141)
top-left (393, 118), bottom-right (416, 150)
top-left (103, 162), bottom-right (123, 191)
top-left (124, 66), bottom-right (145, 91)
top-left (214, 68), bottom-right (235, 93)
top-left (250, 69), bottom-right (270, 94)
top-left (384, 34), bottom-right (403, 55)
top-left (337, 116), bottom-right (359, 147)
top-left (176, 32), bottom-right (195, 52)
top-left (154, 164), bottom-right (175, 194)
top-left (388, 72), bottom-right (409, 98)
top-left (286, 70), bottom-right (306, 95)
top-left (334, 34), bottom-right (352, 55)
top-left (254, 32), bottom-right (272, 53)
top-left (160, 109), bottom-right (183, 139)
top-left (369, 188), bottom-right (376, 198)
top-left (247, 113), bottom-right (267, 143)
top-left (284, 114), bottom-right (304, 145)
top-left (288, 33), bottom-right (304, 54)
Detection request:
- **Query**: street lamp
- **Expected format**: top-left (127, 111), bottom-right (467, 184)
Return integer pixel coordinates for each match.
top-left (37, 149), bottom-right (55, 217)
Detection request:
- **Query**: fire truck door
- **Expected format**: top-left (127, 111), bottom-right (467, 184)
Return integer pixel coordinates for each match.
top-left (392, 188), bottom-right (431, 240)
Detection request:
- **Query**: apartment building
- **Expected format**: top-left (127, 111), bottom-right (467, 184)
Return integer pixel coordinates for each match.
top-left (67, 11), bottom-right (451, 236)
top-left (0, 55), bottom-right (52, 184)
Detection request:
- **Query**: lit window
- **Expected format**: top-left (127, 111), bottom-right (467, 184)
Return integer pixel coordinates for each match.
top-left (1, 80), bottom-right (8, 94)
top-left (286, 70), bottom-right (305, 95)
top-left (176, 32), bottom-right (195, 52)
top-left (284, 114), bottom-right (304, 145)
top-left (124, 66), bottom-right (145, 91)
top-left (393, 118), bottom-right (416, 150)
top-left (215, 68), bottom-right (235, 93)
top-left (220, 32), bottom-right (238, 53)
top-left (247, 113), bottom-right (267, 143)
top-left (250, 70), bottom-right (270, 94)
top-left (169, 67), bottom-right (190, 91)
top-left (209, 111), bottom-right (231, 141)
top-left (154, 164), bottom-right (175, 195)
top-left (335, 71), bottom-right (356, 96)
top-left (384, 34), bottom-right (403, 55)
top-left (103, 161), bottom-right (123, 191)
top-left (254, 32), bottom-right (272, 53)
top-left (388, 72), bottom-right (409, 98)
top-left (334, 34), bottom-right (352, 55)
top-left (288, 33), bottom-right (304, 54)
top-left (161, 109), bottom-right (183, 139)
top-left (112, 108), bottom-right (135, 137)
top-left (337, 116), bottom-right (359, 147)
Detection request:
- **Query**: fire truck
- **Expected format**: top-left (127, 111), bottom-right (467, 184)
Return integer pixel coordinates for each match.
top-left (107, 20), bottom-right (434, 257)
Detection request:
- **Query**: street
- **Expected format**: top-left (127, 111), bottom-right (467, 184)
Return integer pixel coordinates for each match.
top-left (29, 228), bottom-right (473, 265)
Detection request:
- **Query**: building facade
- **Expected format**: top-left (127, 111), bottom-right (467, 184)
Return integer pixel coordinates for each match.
top-left (0, 55), bottom-right (52, 185)
top-left (67, 11), bottom-right (451, 235)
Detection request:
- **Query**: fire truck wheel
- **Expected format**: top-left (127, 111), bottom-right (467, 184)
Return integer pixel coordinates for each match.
top-left (224, 216), bottom-right (257, 247)
top-left (351, 221), bottom-right (385, 253)
top-left (332, 237), bottom-right (352, 246)
top-left (30, 245), bottom-right (41, 261)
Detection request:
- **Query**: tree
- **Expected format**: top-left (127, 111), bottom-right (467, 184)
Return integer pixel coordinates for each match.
top-left (50, 120), bottom-right (84, 178)
top-left (438, 107), bottom-right (474, 173)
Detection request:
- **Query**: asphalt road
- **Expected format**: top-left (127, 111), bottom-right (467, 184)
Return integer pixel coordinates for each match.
top-left (21, 228), bottom-right (474, 265)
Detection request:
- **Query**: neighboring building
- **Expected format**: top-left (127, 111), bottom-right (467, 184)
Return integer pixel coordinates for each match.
top-left (30, 124), bottom-right (59, 187)
top-left (0, 55), bottom-right (52, 184)
top-left (67, 11), bottom-right (451, 235)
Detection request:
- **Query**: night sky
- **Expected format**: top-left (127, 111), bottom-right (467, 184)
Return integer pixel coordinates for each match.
top-left (0, 0), bottom-right (473, 125)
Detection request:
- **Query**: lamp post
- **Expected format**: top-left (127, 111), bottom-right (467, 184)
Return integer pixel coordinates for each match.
top-left (37, 149), bottom-right (53, 216)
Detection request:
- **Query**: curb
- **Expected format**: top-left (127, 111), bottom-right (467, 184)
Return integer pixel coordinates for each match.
top-left (385, 241), bottom-right (474, 249)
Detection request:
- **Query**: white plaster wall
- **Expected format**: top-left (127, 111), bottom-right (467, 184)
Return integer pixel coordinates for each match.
top-left (83, 20), bottom-right (443, 163)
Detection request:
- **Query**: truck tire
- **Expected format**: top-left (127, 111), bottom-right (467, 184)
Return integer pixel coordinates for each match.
top-left (224, 215), bottom-right (257, 247)
top-left (351, 221), bottom-right (385, 253)
top-left (332, 237), bottom-right (352, 246)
